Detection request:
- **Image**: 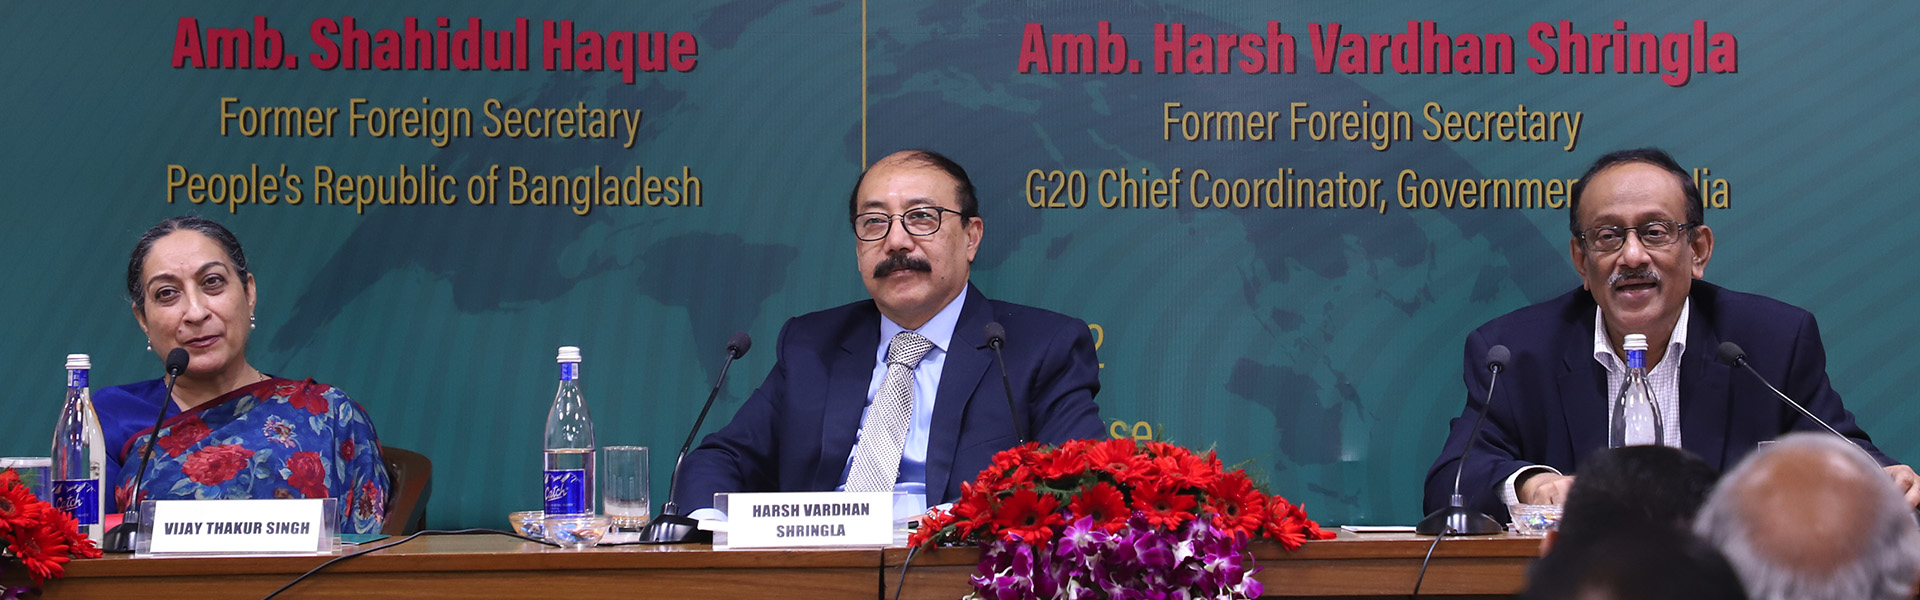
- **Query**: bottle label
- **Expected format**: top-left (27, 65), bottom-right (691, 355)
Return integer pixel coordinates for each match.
top-left (1626, 349), bottom-right (1645, 370)
top-left (559, 363), bottom-right (578, 382)
top-left (544, 469), bottom-right (587, 515)
top-left (67, 369), bottom-right (88, 389)
top-left (53, 479), bottom-right (99, 525)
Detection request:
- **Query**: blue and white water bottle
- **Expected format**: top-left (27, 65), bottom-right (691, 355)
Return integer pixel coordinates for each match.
top-left (51, 353), bottom-right (105, 542)
top-left (543, 346), bottom-right (596, 518)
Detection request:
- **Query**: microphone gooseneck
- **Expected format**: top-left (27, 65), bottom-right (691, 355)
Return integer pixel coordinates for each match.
top-left (983, 322), bottom-right (1027, 445)
top-left (1415, 344), bottom-right (1509, 536)
top-left (103, 348), bottom-right (191, 553)
top-left (1716, 341), bottom-right (1880, 465)
top-left (647, 332), bottom-right (751, 544)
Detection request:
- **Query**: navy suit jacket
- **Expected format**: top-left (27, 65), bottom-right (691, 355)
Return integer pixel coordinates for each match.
top-left (1423, 281), bottom-right (1895, 521)
top-left (673, 285), bottom-right (1105, 512)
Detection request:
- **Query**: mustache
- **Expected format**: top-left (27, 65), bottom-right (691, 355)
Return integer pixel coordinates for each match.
top-left (872, 255), bottom-right (931, 278)
top-left (1609, 268), bottom-right (1660, 288)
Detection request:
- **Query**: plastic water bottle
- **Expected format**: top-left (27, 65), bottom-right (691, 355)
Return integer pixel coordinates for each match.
top-left (1608, 334), bottom-right (1665, 447)
top-left (51, 353), bottom-right (105, 542)
top-left (543, 346), bottom-right (595, 518)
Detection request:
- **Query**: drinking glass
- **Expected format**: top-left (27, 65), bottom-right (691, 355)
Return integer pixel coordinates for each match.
top-left (601, 446), bottom-right (650, 529)
top-left (1, 457), bottom-right (51, 501)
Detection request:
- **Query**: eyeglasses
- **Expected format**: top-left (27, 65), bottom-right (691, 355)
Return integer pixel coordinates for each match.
top-left (1576, 220), bottom-right (1696, 253)
top-left (851, 206), bottom-right (965, 241)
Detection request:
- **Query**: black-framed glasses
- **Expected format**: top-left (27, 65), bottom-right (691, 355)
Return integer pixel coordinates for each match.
top-left (851, 206), bottom-right (965, 241)
top-left (1577, 220), bottom-right (1696, 252)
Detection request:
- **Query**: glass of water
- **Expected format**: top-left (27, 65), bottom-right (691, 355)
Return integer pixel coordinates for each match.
top-left (601, 446), bottom-right (650, 530)
top-left (1, 457), bottom-right (52, 501)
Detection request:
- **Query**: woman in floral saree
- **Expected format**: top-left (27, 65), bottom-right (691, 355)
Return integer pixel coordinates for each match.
top-left (93, 216), bottom-right (389, 535)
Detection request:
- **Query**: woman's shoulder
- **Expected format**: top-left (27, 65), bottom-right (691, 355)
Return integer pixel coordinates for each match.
top-left (257, 377), bottom-right (374, 419)
top-left (94, 378), bottom-right (168, 417)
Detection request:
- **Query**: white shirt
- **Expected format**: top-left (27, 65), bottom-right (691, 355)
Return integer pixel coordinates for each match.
top-left (1501, 299), bottom-right (1691, 506)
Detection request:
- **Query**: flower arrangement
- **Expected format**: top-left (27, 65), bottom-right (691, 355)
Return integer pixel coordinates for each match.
top-left (0, 468), bottom-right (102, 597)
top-left (911, 438), bottom-right (1336, 599)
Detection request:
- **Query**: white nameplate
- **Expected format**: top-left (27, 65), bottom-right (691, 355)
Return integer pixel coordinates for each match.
top-left (145, 499), bottom-right (335, 555)
top-left (722, 491), bottom-right (894, 548)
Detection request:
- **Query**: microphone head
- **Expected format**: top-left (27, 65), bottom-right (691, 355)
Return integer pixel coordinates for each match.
top-left (983, 322), bottom-right (1007, 348)
top-left (1716, 342), bottom-right (1746, 367)
top-left (164, 348), bottom-right (190, 376)
top-left (1485, 345), bottom-right (1511, 372)
top-left (726, 332), bottom-right (752, 359)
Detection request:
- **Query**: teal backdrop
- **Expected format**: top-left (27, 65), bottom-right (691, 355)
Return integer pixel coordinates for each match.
top-left (4, 1), bottom-right (1918, 529)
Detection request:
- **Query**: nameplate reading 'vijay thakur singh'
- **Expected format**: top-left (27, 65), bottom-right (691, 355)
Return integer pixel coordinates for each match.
top-left (721, 491), bottom-right (896, 549)
top-left (146, 498), bottom-right (335, 555)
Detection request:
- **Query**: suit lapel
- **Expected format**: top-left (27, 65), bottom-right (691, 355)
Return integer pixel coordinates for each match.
top-left (1679, 287), bottom-right (1733, 470)
top-left (1560, 340), bottom-right (1608, 466)
top-left (925, 287), bottom-right (992, 503)
top-left (816, 311), bottom-right (881, 491)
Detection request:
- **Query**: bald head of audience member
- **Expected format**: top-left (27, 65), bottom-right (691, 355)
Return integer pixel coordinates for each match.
top-left (1695, 433), bottom-right (1920, 600)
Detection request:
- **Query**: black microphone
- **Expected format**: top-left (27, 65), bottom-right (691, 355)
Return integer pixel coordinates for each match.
top-left (983, 322), bottom-right (1028, 445)
top-left (645, 332), bottom-right (750, 544)
top-left (104, 348), bottom-right (189, 553)
top-left (1716, 341), bottom-right (1880, 464)
top-left (1416, 344), bottom-right (1509, 536)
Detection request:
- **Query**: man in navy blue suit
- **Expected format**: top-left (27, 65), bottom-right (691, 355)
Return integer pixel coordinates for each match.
top-left (673, 150), bottom-right (1104, 516)
top-left (1424, 148), bottom-right (1920, 523)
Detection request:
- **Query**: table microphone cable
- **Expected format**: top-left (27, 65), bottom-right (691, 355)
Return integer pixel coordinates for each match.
top-left (1410, 527), bottom-right (1447, 599)
top-left (261, 528), bottom-right (556, 600)
top-left (892, 543), bottom-right (921, 600)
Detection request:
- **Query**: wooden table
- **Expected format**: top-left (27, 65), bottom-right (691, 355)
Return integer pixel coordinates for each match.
top-left (14, 534), bottom-right (882, 599)
top-left (885, 531), bottom-right (1541, 599)
top-left (8, 532), bottom-right (1538, 599)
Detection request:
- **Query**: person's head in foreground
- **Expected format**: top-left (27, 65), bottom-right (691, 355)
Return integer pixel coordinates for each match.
top-left (1694, 433), bottom-right (1920, 600)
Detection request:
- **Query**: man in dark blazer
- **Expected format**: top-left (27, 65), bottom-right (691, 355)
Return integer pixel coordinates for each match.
top-left (1424, 148), bottom-right (1920, 523)
top-left (673, 150), bottom-right (1104, 515)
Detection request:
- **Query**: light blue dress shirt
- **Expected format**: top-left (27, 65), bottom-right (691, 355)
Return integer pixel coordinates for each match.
top-left (835, 283), bottom-right (969, 518)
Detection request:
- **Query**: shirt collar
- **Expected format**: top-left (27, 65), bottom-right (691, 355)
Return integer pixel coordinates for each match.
top-left (879, 283), bottom-right (968, 353)
top-left (1592, 297), bottom-right (1691, 367)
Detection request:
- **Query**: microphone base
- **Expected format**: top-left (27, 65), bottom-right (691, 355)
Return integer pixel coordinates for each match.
top-left (642, 513), bottom-right (711, 544)
top-left (102, 521), bottom-right (140, 554)
top-left (1414, 506), bottom-right (1503, 536)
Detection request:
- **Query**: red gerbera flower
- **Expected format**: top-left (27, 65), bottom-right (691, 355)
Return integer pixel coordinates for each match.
top-left (947, 482), bottom-right (997, 541)
top-left (1067, 482), bottom-right (1129, 532)
top-left (1154, 452), bottom-right (1220, 490)
top-left (1204, 472), bottom-right (1269, 537)
top-left (1087, 438), bottom-right (1152, 484)
top-left (994, 488), bottom-right (1064, 543)
top-left (10, 519), bottom-right (72, 585)
top-left (1265, 496), bottom-right (1312, 550)
top-left (0, 482), bottom-right (44, 534)
top-left (42, 505), bottom-right (102, 559)
top-left (1035, 446), bottom-right (1089, 481)
top-left (1131, 481), bottom-right (1197, 530)
top-left (0, 468), bottom-right (20, 488)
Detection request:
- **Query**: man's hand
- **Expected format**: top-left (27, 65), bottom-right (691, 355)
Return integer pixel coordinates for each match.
top-left (1885, 464), bottom-right (1920, 508)
top-left (1520, 473), bottom-right (1576, 505)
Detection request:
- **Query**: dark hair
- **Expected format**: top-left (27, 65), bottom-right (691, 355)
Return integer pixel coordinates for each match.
top-left (126, 216), bottom-right (252, 311)
top-left (1568, 147), bottom-right (1704, 237)
top-left (1555, 445), bottom-right (1720, 549)
top-left (1522, 525), bottom-right (1748, 600)
top-left (847, 149), bottom-right (979, 221)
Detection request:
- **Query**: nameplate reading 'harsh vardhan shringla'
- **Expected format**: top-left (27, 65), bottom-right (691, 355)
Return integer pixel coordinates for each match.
top-left (717, 492), bottom-right (895, 549)
top-left (139, 498), bottom-right (339, 556)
